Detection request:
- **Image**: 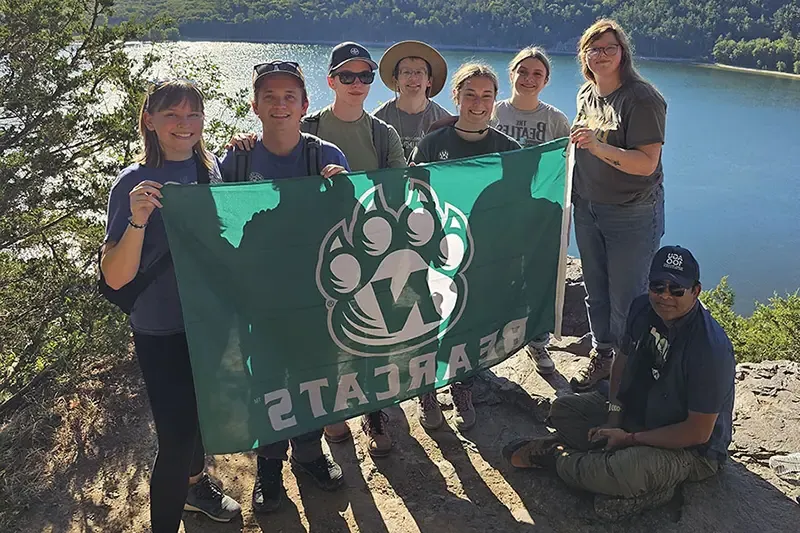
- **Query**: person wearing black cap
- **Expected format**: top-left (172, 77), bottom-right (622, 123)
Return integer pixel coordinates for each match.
top-left (503, 245), bottom-right (735, 521)
top-left (301, 42), bottom-right (404, 458)
top-left (373, 40), bottom-right (452, 158)
top-left (300, 41), bottom-right (405, 172)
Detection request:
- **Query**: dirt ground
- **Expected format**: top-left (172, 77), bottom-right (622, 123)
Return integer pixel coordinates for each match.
top-left (15, 337), bottom-right (800, 533)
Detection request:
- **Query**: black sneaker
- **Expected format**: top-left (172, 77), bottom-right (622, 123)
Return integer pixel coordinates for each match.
top-left (184, 473), bottom-right (241, 522)
top-left (252, 456), bottom-right (283, 513)
top-left (290, 453), bottom-right (344, 491)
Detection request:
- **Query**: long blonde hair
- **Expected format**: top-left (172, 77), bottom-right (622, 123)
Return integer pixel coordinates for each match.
top-left (137, 80), bottom-right (213, 170)
top-left (509, 46), bottom-right (551, 81)
top-left (450, 62), bottom-right (499, 106)
top-left (577, 19), bottom-right (643, 84)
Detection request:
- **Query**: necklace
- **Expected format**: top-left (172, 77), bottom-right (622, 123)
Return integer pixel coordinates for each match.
top-left (453, 125), bottom-right (489, 134)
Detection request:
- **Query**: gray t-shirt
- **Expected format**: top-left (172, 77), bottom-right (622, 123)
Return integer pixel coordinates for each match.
top-left (492, 100), bottom-right (570, 146)
top-left (104, 157), bottom-right (222, 335)
top-left (573, 80), bottom-right (667, 205)
top-left (373, 99), bottom-right (452, 159)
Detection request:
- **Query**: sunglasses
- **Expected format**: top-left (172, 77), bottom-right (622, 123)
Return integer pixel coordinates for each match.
top-left (144, 78), bottom-right (201, 109)
top-left (333, 70), bottom-right (375, 85)
top-left (253, 61), bottom-right (301, 77)
top-left (649, 281), bottom-right (690, 297)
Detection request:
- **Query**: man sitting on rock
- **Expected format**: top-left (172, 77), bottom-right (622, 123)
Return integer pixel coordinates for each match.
top-left (503, 245), bottom-right (736, 520)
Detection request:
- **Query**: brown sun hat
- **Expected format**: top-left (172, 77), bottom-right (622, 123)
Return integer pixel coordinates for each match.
top-left (379, 40), bottom-right (448, 97)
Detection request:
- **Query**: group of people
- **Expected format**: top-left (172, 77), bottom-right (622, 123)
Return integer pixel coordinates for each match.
top-left (100, 17), bottom-right (736, 533)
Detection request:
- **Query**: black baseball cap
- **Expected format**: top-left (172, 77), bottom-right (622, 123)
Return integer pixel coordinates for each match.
top-left (328, 42), bottom-right (378, 75)
top-left (649, 245), bottom-right (700, 288)
top-left (252, 61), bottom-right (306, 91)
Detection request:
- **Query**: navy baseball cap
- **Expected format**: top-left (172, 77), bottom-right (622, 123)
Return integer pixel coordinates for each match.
top-left (328, 42), bottom-right (378, 74)
top-left (649, 246), bottom-right (700, 288)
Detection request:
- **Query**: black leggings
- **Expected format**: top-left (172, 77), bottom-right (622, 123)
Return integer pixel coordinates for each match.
top-left (134, 332), bottom-right (205, 533)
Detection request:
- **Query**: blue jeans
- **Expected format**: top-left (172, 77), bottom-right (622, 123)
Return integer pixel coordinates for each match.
top-left (573, 187), bottom-right (664, 351)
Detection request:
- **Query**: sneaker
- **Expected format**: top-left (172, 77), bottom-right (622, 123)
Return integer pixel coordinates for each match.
top-left (324, 421), bottom-right (353, 444)
top-left (522, 343), bottom-right (556, 375)
top-left (450, 382), bottom-right (476, 431)
top-left (252, 456), bottom-right (283, 514)
top-left (594, 486), bottom-right (675, 521)
top-left (290, 454), bottom-right (344, 491)
top-left (184, 472), bottom-right (242, 522)
top-left (361, 410), bottom-right (392, 458)
top-left (418, 391), bottom-right (444, 430)
top-left (502, 435), bottom-right (563, 469)
top-left (570, 348), bottom-right (613, 391)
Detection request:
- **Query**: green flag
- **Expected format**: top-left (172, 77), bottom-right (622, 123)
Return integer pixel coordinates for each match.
top-left (161, 139), bottom-right (570, 454)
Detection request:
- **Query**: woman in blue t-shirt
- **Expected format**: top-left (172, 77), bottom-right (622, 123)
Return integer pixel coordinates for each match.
top-left (100, 80), bottom-right (240, 532)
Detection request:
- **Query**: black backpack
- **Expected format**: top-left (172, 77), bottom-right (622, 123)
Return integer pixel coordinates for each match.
top-left (97, 154), bottom-right (210, 315)
top-left (230, 133), bottom-right (324, 182)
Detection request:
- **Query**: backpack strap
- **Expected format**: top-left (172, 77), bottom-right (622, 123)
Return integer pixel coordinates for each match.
top-left (193, 151), bottom-right (211, 184)
top-left (301, 133), bottom-right (323, 177)
top-left (232, 149), bottom-right (252, 182)
top-left (369, 114), bottom-right (391, 169)
top-left (300, 108), bottom-right (326, 137)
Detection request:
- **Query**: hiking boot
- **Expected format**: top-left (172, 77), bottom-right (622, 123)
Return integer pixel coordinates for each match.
top-left (184, 472), bottom-right (242, 522)
top-left (290, 454), bottom-right (344, 491)
top-left (418, 391), bottom-right (444, 430)
top-left (570, 348), bottom-right (613, 391)
top-left (252, 456), bottom-right (283, 514)
top-left (361, 410), bottom-right (392, 458)
top-left (451, 382), bottom-right (476, 431)
top-left (502, 434), bottom-right (563, 469)
top-left (522, 343), bottom-right (556, 375)
top-left (324, 421), bottom-right (352, 444)
top-left (594, 487), bottom-right (676, 521)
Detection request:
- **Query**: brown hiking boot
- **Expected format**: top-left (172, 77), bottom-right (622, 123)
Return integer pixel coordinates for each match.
top-left (594, 486), bottom-right (676, 521)
top-left (570, 348), bottom-right (613, 391)
top-left (502, 434), bottom-right (563, 469)
top-left (418, 391), bottom-right (444, 430)
top-left (361, 410), bottom-right (392, 458)
top-left (323, 421), bottom-right (352, 444)
top-left (451, 382), bottom-right (476, 431)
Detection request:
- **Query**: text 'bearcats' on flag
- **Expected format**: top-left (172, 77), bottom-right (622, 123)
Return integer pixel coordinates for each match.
top-left (160, 139), bottom-right (570, 454)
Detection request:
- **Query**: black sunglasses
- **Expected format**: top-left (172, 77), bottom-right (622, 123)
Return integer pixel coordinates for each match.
top-left (333, 70), bottom-right (375, 85)
top-left (649, 281), bottom-right (690, 297)
top-left (254, 61), bottom-right (301, 77)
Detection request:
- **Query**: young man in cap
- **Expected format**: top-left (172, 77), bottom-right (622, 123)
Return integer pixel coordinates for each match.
top-left (300, 42), bottom-right (405, 458)
top-left (300, 41), bottom-right (405, 172)
top-left (373, 40), bottom-right (452, 159)
top-left (503, 246), bottom-right (735, 521)
top-left (220, 60), bottom-right (349, 514)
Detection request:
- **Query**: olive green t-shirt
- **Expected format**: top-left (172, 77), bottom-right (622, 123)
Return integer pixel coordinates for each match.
top-left (316, 108), bottom-right (405, 172)
top-left (573, 80), bottom-right (667, 205)
top-left (410, 126), bottom-right (521, 164)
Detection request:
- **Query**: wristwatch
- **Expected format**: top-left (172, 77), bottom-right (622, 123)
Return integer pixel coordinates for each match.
top-left (607, 402), bottom-right (623, 413)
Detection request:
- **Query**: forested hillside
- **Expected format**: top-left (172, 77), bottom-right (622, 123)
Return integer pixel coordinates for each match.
top-left (112, 0), bottom-right (800, 73)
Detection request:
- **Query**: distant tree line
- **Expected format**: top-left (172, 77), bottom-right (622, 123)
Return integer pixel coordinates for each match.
top-left (111, 0), bottom-right (800, 73)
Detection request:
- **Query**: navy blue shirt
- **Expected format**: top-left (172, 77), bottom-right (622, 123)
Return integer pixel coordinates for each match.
top-left (618, 295), bottom-right (736, 462)
top-left (104, 156), bottom-right (223, 335)
top-left (219, 135), bottom-right (349, 181)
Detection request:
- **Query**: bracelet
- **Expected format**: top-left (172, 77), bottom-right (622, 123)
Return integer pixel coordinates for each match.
top-left (128, 216), bottom-right (147, 229)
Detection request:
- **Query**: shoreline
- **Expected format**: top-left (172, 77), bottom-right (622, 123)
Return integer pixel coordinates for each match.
top-left (143, 36), bottom-right (800, 79)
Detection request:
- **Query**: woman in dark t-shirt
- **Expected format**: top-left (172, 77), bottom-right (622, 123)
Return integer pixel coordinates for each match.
top-left (568, 19), bottom-right (668, 393)
top-left (409, 62), bottom-right (520, 433)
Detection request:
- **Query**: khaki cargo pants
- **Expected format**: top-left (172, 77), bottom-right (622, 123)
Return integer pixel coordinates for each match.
top-left (548, 391), bottom-right (719, 498)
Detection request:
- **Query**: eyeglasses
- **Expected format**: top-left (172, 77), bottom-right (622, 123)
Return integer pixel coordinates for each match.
top-left (398, 68), bottom-right (428, 79)
top-left (586, 44), bottom-right (621, 58)
top-left (649, 281), bottom-right (689, 298)
top-left (333, 70), bottom-right (375, 85)
top-left (253, 61), bottom-right (301, 77)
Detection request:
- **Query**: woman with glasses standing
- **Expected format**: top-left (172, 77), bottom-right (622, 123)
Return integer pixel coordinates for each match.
top-left (567, 19), bottom-right (667, 393)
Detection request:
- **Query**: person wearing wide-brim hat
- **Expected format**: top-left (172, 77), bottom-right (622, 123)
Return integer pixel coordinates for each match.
top-left (373, 40), bottom-right (452, 159)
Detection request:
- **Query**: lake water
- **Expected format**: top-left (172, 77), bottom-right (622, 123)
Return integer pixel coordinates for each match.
top-left (137, 41), bottom-right (800, 314)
